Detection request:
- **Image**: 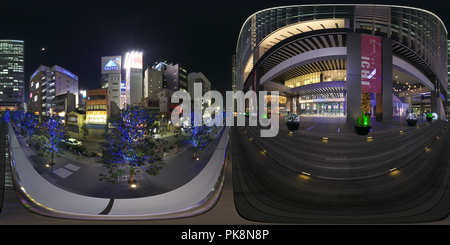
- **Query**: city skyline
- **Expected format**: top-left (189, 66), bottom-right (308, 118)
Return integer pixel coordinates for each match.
top-left (2, 0), bottom-right (450, 230)
top-left (3, 0), bottom-right (447, 106)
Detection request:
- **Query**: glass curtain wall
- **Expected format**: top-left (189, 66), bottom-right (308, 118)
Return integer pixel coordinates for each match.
top-left (298, 91), bottom-right (345, 116)
top-left (301, 102), bottom-right (345, 116)
top-left (285, 70), bottom-right (347, 88)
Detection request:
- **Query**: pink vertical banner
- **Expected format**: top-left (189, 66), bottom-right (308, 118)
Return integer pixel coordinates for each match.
top-left (361, 34), bottom-right (382, 94)
top-left (254, 70), bottom-right (257, 93)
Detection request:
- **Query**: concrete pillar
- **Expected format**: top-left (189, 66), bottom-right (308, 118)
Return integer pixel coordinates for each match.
top-left (376, 38), bottom-right (393, 122)
top-left (405, 96), bottom-right (412, 111)
top-left (286, 95), bottom-right (293, 113)
top-left (430, 75), bottom-right (437, 114)
top-left (420, 101), bottom-right (424, 115)
top-left (346, 33), bottom-right (362, 123)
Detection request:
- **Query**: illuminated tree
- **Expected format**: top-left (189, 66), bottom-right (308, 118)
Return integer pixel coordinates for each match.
top-left (34, 115), bottom-right (69, 166)
top-left (174, 111), bottom-right (214, 159)
top-left (361, 92), bottom-right (371, 114)
top-left (98, 105), bottom-right (167, 186)
top-left (20, 112), bottom-right (40, 146)
top-left (1, 109), bottom-right (10, 122)
top-left (11, 109), bottom-right (26, 127)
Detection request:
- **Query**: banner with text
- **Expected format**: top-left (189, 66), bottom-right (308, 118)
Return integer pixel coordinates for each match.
top-left (361, 34), bottom-right (382, 94)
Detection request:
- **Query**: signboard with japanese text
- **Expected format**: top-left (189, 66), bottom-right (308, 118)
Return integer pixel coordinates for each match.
top-left (86, 110), bottom-right (107, 124)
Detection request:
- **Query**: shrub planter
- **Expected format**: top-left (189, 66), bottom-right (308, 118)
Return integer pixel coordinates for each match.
top-left (406, 111), bottom-right (418, 126)
top-left (426, 116), bottom-right (433, 121)
top-left (285, 113), bottom-right (300, 131)
top-left (354, 125), bottom-right (372, 135)
top-left (354, 109), bottom-right (371, 135)
top-left (406, 119), bottom-right (418, 126)
top-left (286, 122), bottom-right (300, 131)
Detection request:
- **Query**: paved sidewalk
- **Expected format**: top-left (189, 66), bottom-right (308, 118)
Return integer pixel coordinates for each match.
top-left (279, 115), bottom-right (439, 137)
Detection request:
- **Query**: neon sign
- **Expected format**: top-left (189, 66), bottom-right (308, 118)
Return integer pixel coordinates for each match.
top-left (31, 69), bottom-right (39, 79)
top-left (54, 66), bottom-right (78, 81)
top-left (62, 69), bottom-right (76, 79)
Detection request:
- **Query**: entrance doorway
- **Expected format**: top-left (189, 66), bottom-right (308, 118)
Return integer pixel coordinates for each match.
top-left (300, 102), bottom-right (345, 116)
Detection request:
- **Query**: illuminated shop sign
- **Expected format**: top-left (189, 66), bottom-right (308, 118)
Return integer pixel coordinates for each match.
top-left (31, 69), bottom-right (39, 79)
top-left (104, 59), bottom-right (119, 71)
top-left (361, 34), bottom-right (382, 94)
top-left (121, 81), bottom-right (126, 93)
top-left (62, 69), bottom-right (76, 79)
top-left (101, 56), bottom-right (122, 74)
top-left (54, 65), bottom-right (78, 81)
top-left (86, 110), bottom-right (107, 124)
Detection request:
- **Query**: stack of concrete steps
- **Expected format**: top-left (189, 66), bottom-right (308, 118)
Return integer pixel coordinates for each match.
top-left (230, 119), bottom-right (450, 224)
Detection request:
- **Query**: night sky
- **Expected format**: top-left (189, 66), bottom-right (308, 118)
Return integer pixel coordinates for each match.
top-left (1, 0), bottom-right (448, 104)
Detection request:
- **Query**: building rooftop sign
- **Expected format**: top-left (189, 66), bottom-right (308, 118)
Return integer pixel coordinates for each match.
top-left (101, 56), bottom-right (122, 75)
top-left (104, 59), bottom-right (119, 71)
top-left (54, 65), bottom-right (79, 81)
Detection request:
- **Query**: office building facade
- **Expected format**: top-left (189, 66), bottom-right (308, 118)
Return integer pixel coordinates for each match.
top-left (165, 63), bottom-right (188, 92)
top-left (143, 66), bottom-right (163, 98)
top-left (187, 72), bottom-right (211, 98)
top-left (101, 55), bottom-right (122, 109)
top-left (49, 92), bottom-right (76, 125)
top-left (150, 61), bottom-right (188, 92)
top-left (124, 51), bottom-right (143, 106)
top-left (0, 40), bottom-right (24, 110)
top-left (85, 88), bottom-right (120, 136)
top-left (235, 4), bottom-right (447, 121)
top-left (29, 65), bottom-right (78, 122)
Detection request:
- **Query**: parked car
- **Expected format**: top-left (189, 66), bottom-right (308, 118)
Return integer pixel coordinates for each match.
top-left (62, 138), bottom-right (82, 146)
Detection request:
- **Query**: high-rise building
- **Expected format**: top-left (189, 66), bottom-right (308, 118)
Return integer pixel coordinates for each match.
top-left (187, 72), bottom-right (211, 99)
top-left (124, 51), bottom-right (143, 106)
top-left (29, 65), bottom-right (78, 122)
top-left (231, 55), bottom-right (237, 115)
top-left (447, 40), bottom-right (450, 111)
top-left (236, 4), bottom-right (448, 121)
top-left (151, 61), bottom-right (188, 92)
top-left (143, 66), bottom-right (163, 98)
top-left (231, 55), bottom-right (236, 93)
top-left (0, 40), bottom-right (24, 111)
top-left (101, 55), bottom-right (122, 109)
top-left (166, 63), bottom-right (188, 92)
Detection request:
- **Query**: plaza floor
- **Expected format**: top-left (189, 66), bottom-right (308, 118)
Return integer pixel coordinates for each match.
top-left (285, 115), bottom-right (438, 137)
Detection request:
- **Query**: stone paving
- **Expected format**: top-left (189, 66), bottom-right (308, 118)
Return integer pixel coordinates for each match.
top-left (231, 115), bottom-right (450, 224)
